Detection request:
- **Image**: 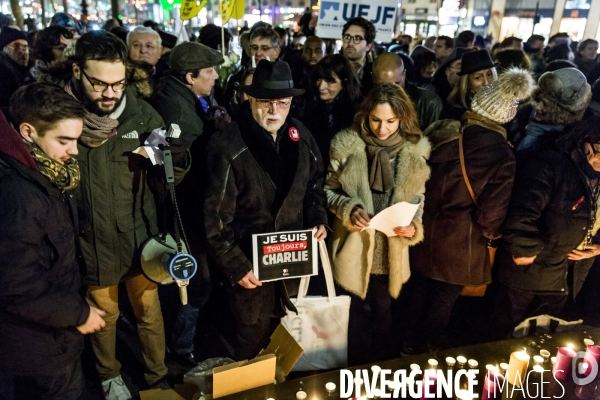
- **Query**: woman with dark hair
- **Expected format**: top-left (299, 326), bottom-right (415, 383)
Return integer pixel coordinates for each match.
top-left (31, 26), bottom-right (74, 78)
top-left (575, 38), bottom-right (599, 78)
top-left (445, 49), bottom-right (497, 120)
top-left (303, 54), bottom-right (361, 166)
top-left (410, 45), bottom-right (438, 88)
top-left (325, 82), bottom-right (430, 365)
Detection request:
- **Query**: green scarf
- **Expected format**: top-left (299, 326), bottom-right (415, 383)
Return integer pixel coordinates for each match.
top-left (24, 141), bottom-right (80, 191)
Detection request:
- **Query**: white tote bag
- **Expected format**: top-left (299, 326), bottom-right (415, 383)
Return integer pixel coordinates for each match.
top-left (281, 241), bottom-right (351, 371)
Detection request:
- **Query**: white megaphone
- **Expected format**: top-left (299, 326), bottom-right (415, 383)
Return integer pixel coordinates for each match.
top-left (140, 233), bottom-right (197, 305)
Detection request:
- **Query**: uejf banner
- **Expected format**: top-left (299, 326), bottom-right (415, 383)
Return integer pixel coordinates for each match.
top-left (252, 229), bottom-right (318, 282)
top-left (316, 0), bottom-right (397, 41)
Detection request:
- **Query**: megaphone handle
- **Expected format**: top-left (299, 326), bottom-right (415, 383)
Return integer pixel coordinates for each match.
top-left (179, 286), bottom-right (188, 305)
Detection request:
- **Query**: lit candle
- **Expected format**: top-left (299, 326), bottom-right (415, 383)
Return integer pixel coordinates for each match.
top-left (485, 364), bottom-right (496, 372)
top-left (410, 363), bottom-right (421, 371)
top-left (354, 377), bottom-right (364, 386)
top-left (500, 363), bottom-right (509, 375)
top-left (446, 357), bottom-right (456, 368)
top-left (296, 391), bottom-right (307, 400)
top-left (551, 357), bottom-right (557, 365)
top-left (421, 369), bottom-right (438, 400)
top-left (583, 338), bottom-right (594, 347)
top-left (553, 347), bottom-right (577, 380)
top-left (582, 345), bottom-right (600, 377)
top-left (457, 356), bottom-right (467, 368)
top-left (533, 355), bottom-right (544, 364)
top-left (428, 359), bottom-right (439, 369)
top-left (506, 350), bottom-right (530, 387)
top-left (468, 359), bottom-right (478, 369)
top-left (540, 350), bottom-right (551, 361)
top-left (482, 368), bottom-right (504, 400)
top-left (325, 382), bottom-right (336, 394)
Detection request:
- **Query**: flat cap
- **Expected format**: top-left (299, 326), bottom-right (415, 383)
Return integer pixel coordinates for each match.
top-left (169, 42), bottom-right (224, 72)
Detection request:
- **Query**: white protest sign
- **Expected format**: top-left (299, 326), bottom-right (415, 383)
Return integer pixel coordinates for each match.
top-left (316, 0), bottom-right (397, 41)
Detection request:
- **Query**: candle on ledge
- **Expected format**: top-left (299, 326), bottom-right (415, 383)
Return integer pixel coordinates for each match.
top-left (506, 350), bottom-right (530, 387)
top-left (296, 391), bottom-right (307, 400)
top-left (583, 338), bottom-right (594, 347)
top-left (533, 355), bottom-right (544, 364)
top-left (500, 363), bottom-right (509, 375)
top-left (553, 347), bottom-right (577, 380)
top-left (457, 356), bottom-right (467, 368)
top-left (540, 350), bottom-right (551, 361)
top-left (325, 382), bottom-right (336, 394)
top-left (482, 367), bottom-right (505, 400)
top-left (485, 364), bottom-right (496, 372)
top-left (468, 359), bottom-right (478, 369)
top-left (583, 345), bottom-right (600, 377)
top-left (446, 357), bottom-right (456, 368)
top-left (428, 359), bottom-right (439, 369)
top-left (551, 357), bottom-right (557, 365)
top-left (410, 363), bottom-right (421, 372)
top-left (421, 369), bottom-right (438, 400)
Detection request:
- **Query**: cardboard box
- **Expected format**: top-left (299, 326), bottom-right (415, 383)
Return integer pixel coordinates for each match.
top-left (139, 324), bottom-right (303, 400)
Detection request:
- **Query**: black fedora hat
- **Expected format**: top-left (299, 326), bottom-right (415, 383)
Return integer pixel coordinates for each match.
top-left (240, 59), bottom-right (305, 99)
top-left (458, 49), bottom-right (496, 76)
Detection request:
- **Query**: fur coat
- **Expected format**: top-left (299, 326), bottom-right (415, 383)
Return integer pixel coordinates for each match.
top-left (325, 127), bottom-right (431, 299)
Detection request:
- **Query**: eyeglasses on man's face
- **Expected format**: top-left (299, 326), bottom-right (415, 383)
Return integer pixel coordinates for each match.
top-left (342, 35), bottom-right (365, 44)
top-left (250, 45), bottom-right (276, 53)
top-left (80, 68), bottom-right (127, 93)
top-left (255, 99), bottom-right (292, 109)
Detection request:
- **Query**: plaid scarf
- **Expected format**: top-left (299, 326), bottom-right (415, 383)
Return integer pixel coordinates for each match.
top-left (64, 81), bottom-right (119, 147)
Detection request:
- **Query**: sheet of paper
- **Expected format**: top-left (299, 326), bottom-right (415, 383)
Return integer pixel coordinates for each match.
top-left (361, 201), bottom-right (420, 237)
top-left (132, 128), bottom-right (167, 165)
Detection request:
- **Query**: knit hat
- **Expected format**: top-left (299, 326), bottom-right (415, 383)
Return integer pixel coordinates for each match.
top-left (0, 26), bottom-right (27, 50)
top-left (537, 67), bottom-right (591, 113)
top-left (169, 42), bottom-right (224, 73)
top-left (471, 67), bottom-right (536, 124)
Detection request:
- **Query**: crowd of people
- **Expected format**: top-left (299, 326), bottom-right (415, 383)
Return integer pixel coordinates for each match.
top-left (1, 11), bottom-right (600, 400)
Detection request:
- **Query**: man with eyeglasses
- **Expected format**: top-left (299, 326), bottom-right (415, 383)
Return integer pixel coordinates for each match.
top-left (0, 27), bottom-right (30, 112)
top-left (225, 26), bottom-right (282, 115)
top-left (494, 117), bottom-right (600, 339)
top-left (65, 31), bottom-right (186, 400)
top-left (341, 17), bottom-right (375, 96)
top-left (204, 60), bottom-right (328, 361)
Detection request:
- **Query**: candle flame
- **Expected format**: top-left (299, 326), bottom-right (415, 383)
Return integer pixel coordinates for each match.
top-left (567, 343), bottom-right (575, 350)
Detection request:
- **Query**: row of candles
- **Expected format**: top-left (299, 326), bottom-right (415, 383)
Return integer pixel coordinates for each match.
top-left (285, 337), bottom-right (600, 400)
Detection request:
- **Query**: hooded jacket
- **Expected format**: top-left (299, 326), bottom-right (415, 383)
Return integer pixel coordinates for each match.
top-left (325, 127), bottom-right (431, 299)
top-left (0, 112), bottom-right (89, 374)
top-left (412, 116), bottom-right (516, 286)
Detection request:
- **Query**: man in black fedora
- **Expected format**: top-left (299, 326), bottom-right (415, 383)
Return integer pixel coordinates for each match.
top-left (203, 59), bottom-right (328, 360)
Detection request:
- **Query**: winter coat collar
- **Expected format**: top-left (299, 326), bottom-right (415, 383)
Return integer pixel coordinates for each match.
top-left (0, 111), bottom-right (36, 171)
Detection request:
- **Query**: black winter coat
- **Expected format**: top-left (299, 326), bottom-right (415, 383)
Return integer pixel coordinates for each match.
top-left (203, 103), bottom-right (328, 325)
top-left (413, 116), bottom-right (516, 285)
top-left (0, 148), bottom-right (88, 374)
top-left (497, 141), bottom-right (596, 295)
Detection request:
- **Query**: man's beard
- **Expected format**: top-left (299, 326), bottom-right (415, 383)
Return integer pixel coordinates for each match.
top-left (77, 78), bottom-right (124, 116)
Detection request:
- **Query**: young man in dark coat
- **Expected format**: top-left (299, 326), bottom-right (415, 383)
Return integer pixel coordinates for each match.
top-left (0, 83), bottom-right (105, 399)
top-left (494, 115), bottom-right (600, 337)
top-left (204, 60), bottom-right (328, 360)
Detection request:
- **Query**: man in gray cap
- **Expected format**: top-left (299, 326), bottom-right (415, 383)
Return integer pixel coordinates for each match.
top-left (515, 67), bottom-right (592, 167)
top-left (149, 41), bottom-right (229, 368)
top-left (203, 59), bottom-right (328, 360)
top-left (0, 26), bottom-right (30, 111)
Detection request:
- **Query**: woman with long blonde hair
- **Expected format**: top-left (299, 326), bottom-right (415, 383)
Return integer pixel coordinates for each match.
top-left (325, 82), bottom-right (431, 365)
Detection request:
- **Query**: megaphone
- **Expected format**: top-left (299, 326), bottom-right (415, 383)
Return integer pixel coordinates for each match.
top-left (140, 233), bottom-right (197, 305)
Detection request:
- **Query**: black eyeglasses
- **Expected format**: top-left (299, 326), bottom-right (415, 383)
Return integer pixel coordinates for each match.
top-left (342, 35), bottom-right (365, 44)
top-left (80, 68), bottom-right (127, 93)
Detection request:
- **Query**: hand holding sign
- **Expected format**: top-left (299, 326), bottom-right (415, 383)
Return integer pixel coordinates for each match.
top-left (238, 270), bottom-right (262, 289)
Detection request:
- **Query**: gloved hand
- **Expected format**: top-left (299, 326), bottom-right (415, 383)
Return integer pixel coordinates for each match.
top-left (207, 106), bottom-right (232, 131)
top-left (160, 137), bottom-right (189, 167)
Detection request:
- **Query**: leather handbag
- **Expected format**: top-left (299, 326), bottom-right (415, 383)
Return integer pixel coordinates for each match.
top-left (458, 132), bottom-right (496, 297)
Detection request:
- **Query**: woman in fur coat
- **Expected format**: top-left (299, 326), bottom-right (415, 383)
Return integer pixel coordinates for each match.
top-left (325, 82), bottom-right (431, 365)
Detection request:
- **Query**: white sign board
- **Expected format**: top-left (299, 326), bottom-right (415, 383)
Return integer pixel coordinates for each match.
top-left (316, 0), bottom-right (397, 41)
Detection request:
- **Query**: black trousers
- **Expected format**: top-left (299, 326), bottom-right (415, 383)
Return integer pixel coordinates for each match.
top-left (0, 359), bottom-right (84, 400)
top-left (492, 282), bottom-right (568, 339)
top-left (346, 275), bottom-right (394, 366)
top-left (234, 315), bottom-right (280, 361)
top-left (404, 272), bottom-right (463, 351)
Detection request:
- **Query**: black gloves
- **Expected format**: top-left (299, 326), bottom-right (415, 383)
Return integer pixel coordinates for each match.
top-left (161, 137), bottom-right (189, 167)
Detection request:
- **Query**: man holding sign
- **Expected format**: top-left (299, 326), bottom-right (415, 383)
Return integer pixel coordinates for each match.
top-left (203, 60), bottom-right (328, 360)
